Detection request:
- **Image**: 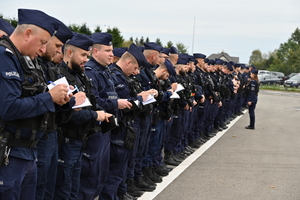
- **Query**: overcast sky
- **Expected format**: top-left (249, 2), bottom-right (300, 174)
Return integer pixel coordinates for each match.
top-left (2, 0), bottom-right (300, 63)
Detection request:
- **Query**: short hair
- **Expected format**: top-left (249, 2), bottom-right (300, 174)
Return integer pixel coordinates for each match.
top-left (63, 43), bottom-right (77, 54)
top-left (92, 43), bottom-right (104, 50)
top-left (120, 51), bottom-right (138, 65)
top-left (15, 24), bottom-right (39, 35)
top-left (144, 49), bottom-right (158, 58)
top-left (157, 62), bottom-right (167, 71)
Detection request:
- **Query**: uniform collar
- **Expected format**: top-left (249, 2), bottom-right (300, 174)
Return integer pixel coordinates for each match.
top-left (61, 61), bottom-right (77, 75)
top-left (90, 57), bottom-right (108, 71)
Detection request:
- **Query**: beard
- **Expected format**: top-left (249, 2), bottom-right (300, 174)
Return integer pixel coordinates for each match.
top-left (71, 59), bottom-right (84, 74)
top-left (179, 69), bottom-right (186, 76)
top-left (42, 52), bottom-right (52, 62)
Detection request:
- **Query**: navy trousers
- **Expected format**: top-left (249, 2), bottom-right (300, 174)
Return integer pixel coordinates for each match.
top-left (36, 131), bottom-right (58, 200)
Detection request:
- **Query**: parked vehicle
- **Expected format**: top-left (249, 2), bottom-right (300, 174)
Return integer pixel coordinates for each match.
top-left (285, 73), bottom-right (298, 80)
top-left (270, 71), bottom-right (285, 84)
top-left (284, 74), bottom-right (300, 88)
top-left (258, 70), bottom-right (271, 75)
top-left (258, 74), bottom-right (281, 85)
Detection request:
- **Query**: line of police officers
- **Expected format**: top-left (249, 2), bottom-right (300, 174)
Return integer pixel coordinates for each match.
top-left (0, 9), bottom-right (256, 200)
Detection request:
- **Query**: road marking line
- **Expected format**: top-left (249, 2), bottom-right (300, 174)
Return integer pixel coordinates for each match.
top-left (139, 113), bottom-right (246, 200)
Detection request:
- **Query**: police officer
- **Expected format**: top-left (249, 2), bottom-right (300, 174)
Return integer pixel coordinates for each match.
top-left (131, 42), bottom-right (163, 190)
top-left (35, 20), bottom-right (76, 200)
top-left (142, 59), bottom-right (177, 179)
top-left (0, 9), bottom-right (67, 199)
top-left (157, 48), bottom-right (170, 65)
top-left (187, 55), bottom-right (205, 149)
top-left (113, 47), bottom-right (128, 63)
top-left (53, 33), bottom-right (112, 199)
top-left (194, 54), bottom-right (213, 142)
top-left (191, 53), bottom-right (207, 147)
top-left (0, 18), bottom-right (15, 37)
top-left (168, 46), bottom-right (179, 66)
top-left (100, 43), bottom-right (150, 200)
top-left (245, 69), bottom-right (259, 129)
top-left (164, 54), bottom-right (190, 165)
top-left (78, 32), bottom-right (132, 200)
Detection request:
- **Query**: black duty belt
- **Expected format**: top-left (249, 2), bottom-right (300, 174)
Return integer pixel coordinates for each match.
top-left (8, 138), bottom-right (39, 148)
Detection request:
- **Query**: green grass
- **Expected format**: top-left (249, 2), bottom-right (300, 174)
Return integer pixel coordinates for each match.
top-left (259, 84), bottom-right (300, 92)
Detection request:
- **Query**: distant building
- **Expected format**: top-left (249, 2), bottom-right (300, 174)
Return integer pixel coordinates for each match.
top-left (207, 51), bottom-right (239, 63)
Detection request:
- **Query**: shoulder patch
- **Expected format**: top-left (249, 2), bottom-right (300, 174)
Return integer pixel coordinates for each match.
top-left (84, 66), bottom-right (92, 70)
top-left (2, 71), bottom-right (21, 80)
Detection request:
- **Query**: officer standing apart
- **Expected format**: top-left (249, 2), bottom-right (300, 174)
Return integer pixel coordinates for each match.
top-left (0, 9), bottom-right (69, 200)
top-left (245, 69), bottom-right (259, 130)
top-left (78, 32), bottom-right (132, 200)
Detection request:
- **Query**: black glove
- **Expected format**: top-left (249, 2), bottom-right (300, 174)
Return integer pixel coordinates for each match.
top-left (124, 125), bottom-right (136, 150)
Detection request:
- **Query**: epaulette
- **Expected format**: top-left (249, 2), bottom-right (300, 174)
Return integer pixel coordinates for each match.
top-left (5, 48), bottom-right (13, 54)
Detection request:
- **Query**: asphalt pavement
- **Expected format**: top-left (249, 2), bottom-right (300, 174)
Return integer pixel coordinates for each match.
top-left (141, 90), bottom-right (300, 200)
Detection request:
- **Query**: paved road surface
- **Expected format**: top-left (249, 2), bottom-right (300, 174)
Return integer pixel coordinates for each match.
top-left (144, 90), bottom-right (300, 200)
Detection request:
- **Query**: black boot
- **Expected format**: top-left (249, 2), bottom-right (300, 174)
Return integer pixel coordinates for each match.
top-left (143, 174), bottom-right (157, 187)
top-left (164, 151), bottom-right (180, 166)
top-left (142, 167), bottom-right (162, 183)
top-left (119, 192), bottom-right (138, 200)
top-left (126, 179), bottom-right (144, 197)
top-left (124, 193), bottom-right (138, 200)
top-left (150, 166), bottom-right (163, 183)
top-left (134, 176), bottom-right (156, 191)
top-left (189, 141), bottom-right (201, 148)
top-left (173, 154), bottom-right (184, 162)
top-left (154, 165), bottom-right (169, 177)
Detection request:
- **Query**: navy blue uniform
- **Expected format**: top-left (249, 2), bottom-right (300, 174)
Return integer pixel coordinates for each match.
top-left (53, 62), bottom-right (98, 200)
top-left (78, 57), bottom-right (117, 199)
top-left (246, 80), bottom-right (259, 127)
top-left (0, 41), bottom-right (55, 200)
top-left (100, 64), bottom-right (143, 199)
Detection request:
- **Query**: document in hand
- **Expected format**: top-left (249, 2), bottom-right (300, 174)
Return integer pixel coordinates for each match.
top-left (123, 100), bottom-right (140, 113)
top-left (72, 98), bottom-right (92, 109)
top-left (47, 77), bottom-right (76, 95)
top-left (175, 84), bottom-right (185, 92)
top-left (142, 94), bottom-right (156, 105)
top-left (101, 116), bottom-right (119, 134)
top-left (170, 92), bottom-right (180, 99)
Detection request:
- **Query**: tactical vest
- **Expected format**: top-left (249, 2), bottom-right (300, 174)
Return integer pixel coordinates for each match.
top-left (0, 36), bottom-right (48, 148)
top-left (53, 64), bottom-right (98, 140)
top-left (85, 63), bottom-right (118, 100)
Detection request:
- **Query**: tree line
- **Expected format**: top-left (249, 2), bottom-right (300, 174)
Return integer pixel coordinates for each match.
top-left (249, 28), bottom-right (300, 76)
top-left (0, 14), bottom-right (188, 53)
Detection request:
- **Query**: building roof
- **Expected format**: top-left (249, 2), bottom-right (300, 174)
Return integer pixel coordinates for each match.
top-left (207, 52), bottom-right (239, 63)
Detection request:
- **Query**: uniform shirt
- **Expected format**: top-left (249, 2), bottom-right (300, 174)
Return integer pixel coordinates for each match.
top-left (109, 64), bottom-right (143, 145)
top-left (0, 45), bottom-right (55, 160)
top-left (136, 62), bottom-right (154, 91)
top-left (110, 64), bottom-right (143, 102)
top-left (85, 57), bottom-right (118, 115)
top-left (246, 80), bottom-right (259, 103)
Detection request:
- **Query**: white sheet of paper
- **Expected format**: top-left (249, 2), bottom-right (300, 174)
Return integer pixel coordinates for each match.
top-left (47, 77), bottom-right (76, 95)
top-left (134, 100), bottom-right (140, 107)
top-left (175, 84), bottom-right (185, 92)
top-left (72, 98), bottom-right (92, 109)
top-left (170, 92), bottom-right (180, 99)
top-left (142, 94), bottom-right (156, 105)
